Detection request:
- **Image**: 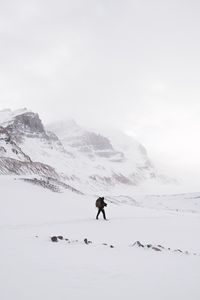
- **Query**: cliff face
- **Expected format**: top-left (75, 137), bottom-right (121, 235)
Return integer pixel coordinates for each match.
top-left (0, 110), bottom-right (60, 179)
top-left (0, 126), bottom-right (31, 162)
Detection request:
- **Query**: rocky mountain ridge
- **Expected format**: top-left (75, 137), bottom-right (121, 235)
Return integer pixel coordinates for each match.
top-left (0, 108), bottom-right (169, 193)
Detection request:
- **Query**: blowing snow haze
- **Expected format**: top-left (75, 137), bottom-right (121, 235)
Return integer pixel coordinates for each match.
top-left (1, 3), bottom-right (200, 298)
top-left (0, 0), bottom-right (200, 189)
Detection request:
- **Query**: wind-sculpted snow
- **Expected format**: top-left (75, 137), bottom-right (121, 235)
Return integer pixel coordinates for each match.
top-left (104, 193), bottom-right (200, 214)
top-left (136, 193), bottom-right (200, 214)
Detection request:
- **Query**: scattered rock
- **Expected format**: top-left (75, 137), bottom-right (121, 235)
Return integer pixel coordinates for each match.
top-left (51, 236), bottom-right (58, 242)
top-left (133, 241), bottom-right (144, 248)
top-left (152, 247), bottom-right (162, 252)
top-left (84, 238), bottom-right (92, 245)
top-left (47, 237), bottom-right (199, 257)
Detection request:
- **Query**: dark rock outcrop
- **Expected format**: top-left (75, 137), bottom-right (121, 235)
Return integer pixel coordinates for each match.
top-left (6, 112), bottom-right (46, 142)
top-left (0, 157), bottom-right (58, 178)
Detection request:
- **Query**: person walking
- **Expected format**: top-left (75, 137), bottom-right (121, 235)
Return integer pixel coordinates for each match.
top-left (95, 197), bottom-right (107, 220)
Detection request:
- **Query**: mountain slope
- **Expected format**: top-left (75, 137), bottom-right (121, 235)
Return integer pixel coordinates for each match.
top-left (0, 121), bottom-right (58, 178)
top-left (0, 109), bottom-right (172, 193)
top-left (47, 119), bottom-right (160, 190)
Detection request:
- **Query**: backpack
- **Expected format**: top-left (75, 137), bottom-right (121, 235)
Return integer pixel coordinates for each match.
top-left (96, 197), bottom-right (103, 208)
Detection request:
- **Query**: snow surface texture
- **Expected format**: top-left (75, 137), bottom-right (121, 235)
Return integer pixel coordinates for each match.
top-left (0, 177), bottom-right (200, 300)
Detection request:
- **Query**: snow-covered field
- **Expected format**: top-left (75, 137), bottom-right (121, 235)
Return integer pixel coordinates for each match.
top-left (0, 177), bottom-right (200, 300)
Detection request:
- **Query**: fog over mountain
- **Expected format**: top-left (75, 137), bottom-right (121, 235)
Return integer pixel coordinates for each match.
top-left (1, 3), bottom-right (200, 298)
top-left (0, 0), bottom-right (200, 189)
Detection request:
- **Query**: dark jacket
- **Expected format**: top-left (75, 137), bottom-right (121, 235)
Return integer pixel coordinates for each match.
top-left (96, 197), bottom-right (107, 209)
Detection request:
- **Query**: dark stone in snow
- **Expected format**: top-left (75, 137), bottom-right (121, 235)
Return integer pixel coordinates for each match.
top-left (57, 236), bottom-right (63, 240)
top-left (84, 238), bottom-right (92, 245)
top-left (51, 236), bottom-right (58, 242)
top-left (174, 249), bottom-right (182, 253)
top-left (110, 245), bottom-right (114, 248)
top-left (134, 241), bottom-right (144, 247)
top-left (152, 247), bottom-right (162, 252)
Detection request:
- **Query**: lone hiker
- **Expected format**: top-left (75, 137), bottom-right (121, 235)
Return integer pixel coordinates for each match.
top-left (96, 197), bottom-right (107, 220)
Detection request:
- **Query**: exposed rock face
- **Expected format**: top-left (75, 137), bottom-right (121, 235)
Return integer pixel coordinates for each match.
top-left (12, 112), bottom-right (44, 134)
top-left (0, 126), bottom-right (31, 162)
top-left (6, 112), bottom-right (47, 142)
top-left (79, 132), bottom-right (113, 151)
top-left (0, 110), bottom-right (61, 180)
top-left (0, 157), bottom-right (58, 177)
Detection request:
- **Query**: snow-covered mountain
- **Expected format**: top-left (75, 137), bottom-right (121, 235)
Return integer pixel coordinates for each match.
top-left (0, 108), bottom-right (171, 193)
top-left (0, 114), bottom-right (58, 178)
top-left (1, 110), bottom-right (198, 300)
top-left (47, 119), bottom-right (159, 189)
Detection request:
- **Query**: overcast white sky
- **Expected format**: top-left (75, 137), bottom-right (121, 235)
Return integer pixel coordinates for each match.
top-left (0, 0), bottom-right (200, 185)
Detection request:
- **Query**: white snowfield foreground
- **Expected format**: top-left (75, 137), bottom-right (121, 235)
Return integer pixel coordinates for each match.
top-left (0, 177), bottom-right (200, 300)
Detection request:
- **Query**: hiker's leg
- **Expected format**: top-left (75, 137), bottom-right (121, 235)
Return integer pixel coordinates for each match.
top-left (96, 209), bottom-right (101, 219)
top-left (102, 208), bottom-right (106, 220)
